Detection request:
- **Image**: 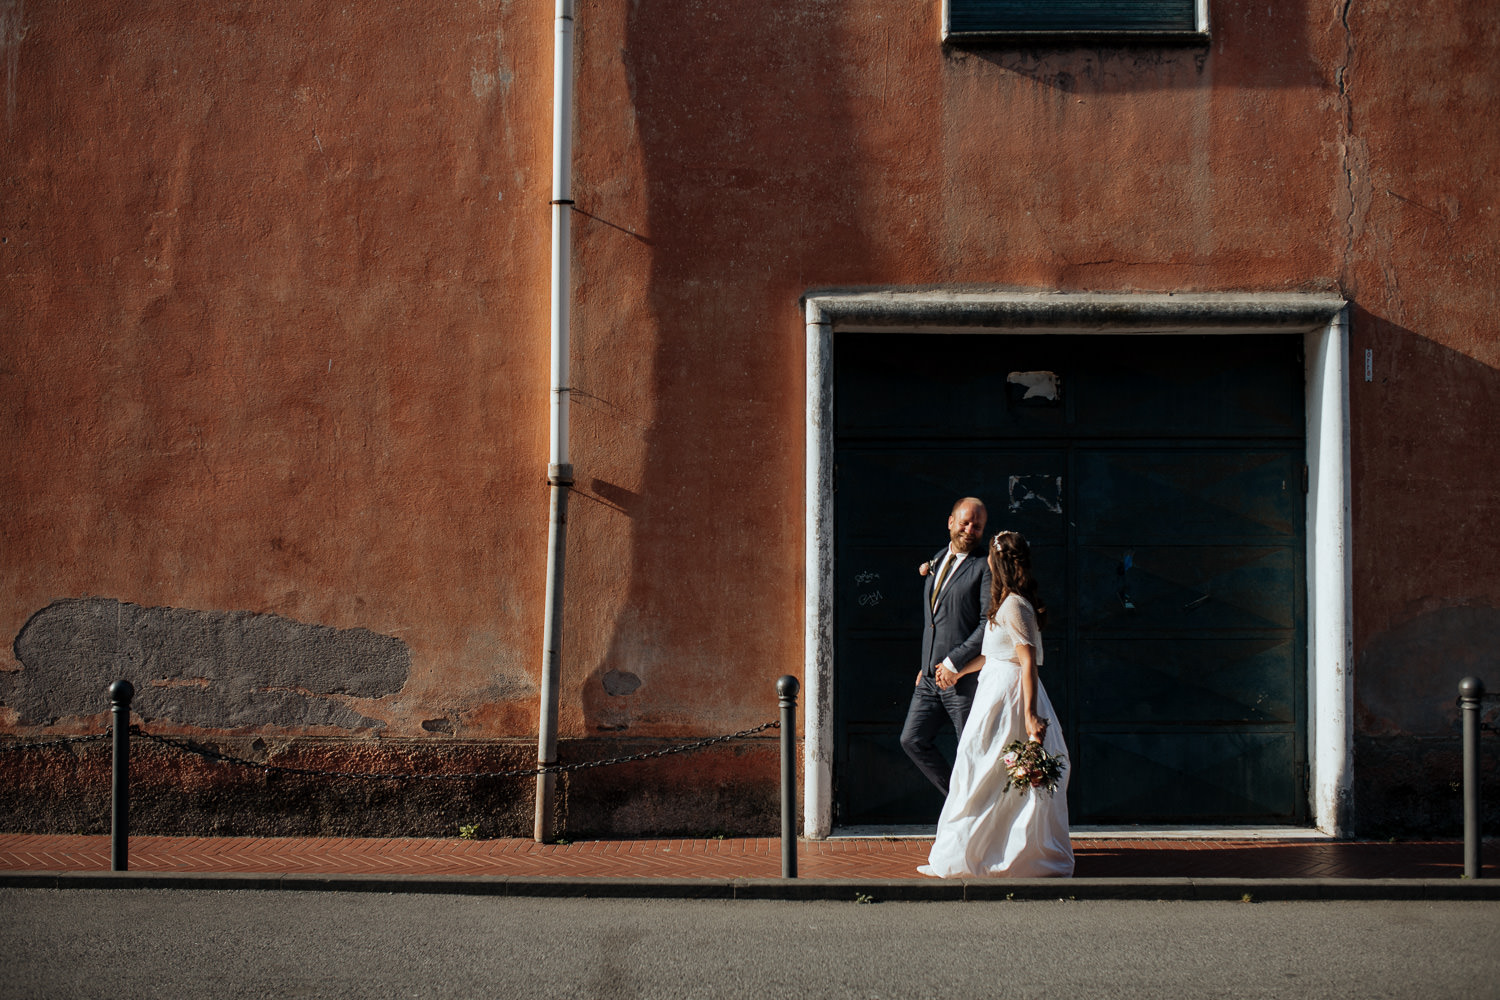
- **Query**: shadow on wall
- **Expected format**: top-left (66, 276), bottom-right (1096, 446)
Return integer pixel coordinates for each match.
top-left (955, 0), bottom-right (1320, 95)
top-left (570, 0), bottom-right (875, 736)
top-left (4, 598), bottom-right (410, 730)
top-left (1350, 306), bottom-right (1500, 835)
top-left (1358, 605), bottom-right (1500, 737)
top-left (962, 42), bottom-right (1210, 95)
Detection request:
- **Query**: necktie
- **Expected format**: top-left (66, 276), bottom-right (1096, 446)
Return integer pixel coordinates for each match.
top-left (931, 553), bottom-right (955, 612)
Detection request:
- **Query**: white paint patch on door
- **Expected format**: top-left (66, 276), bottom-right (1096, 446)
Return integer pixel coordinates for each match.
top-left (1007, 370), bottom-right (1060, 400)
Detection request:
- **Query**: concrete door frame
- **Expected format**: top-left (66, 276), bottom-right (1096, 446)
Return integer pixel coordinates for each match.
top-left (802, 289), bottom-right (1353, 838)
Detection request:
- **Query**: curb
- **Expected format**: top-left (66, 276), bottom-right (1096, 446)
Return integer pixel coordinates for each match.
top-left (4, 870), bottom-right (1500, 901)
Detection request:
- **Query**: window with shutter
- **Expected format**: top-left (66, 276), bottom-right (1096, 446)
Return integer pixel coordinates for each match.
top-left (944, 0), bottom-right (1208, 41)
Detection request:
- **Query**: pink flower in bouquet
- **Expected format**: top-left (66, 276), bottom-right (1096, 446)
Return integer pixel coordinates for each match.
top-left (999, 732), bottom-right (1067, 796)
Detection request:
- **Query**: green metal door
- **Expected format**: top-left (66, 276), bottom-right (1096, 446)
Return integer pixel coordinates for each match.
top-left (833, 333), bottom-right (1307, 827)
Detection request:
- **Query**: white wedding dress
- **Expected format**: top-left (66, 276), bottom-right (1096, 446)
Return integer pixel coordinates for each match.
top-left (919, 594), bottom-right (1074, 878)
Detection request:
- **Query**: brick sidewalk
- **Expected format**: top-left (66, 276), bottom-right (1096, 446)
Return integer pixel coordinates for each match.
top-left (0, 833), bottom-right (1490, 881)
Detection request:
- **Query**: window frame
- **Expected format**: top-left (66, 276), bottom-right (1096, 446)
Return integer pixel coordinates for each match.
top-left (941, 0), bottom-right (1211, 43)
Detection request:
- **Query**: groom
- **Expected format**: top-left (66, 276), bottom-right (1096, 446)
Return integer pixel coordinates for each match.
top-left (899, 496), bottom-right (991, 797)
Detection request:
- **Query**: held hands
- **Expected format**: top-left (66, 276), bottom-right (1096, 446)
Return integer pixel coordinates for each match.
top-left (917, 663), bottom-right (960, 689)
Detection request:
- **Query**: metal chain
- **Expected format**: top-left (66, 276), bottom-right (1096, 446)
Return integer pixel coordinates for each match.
top-left (0, 733), bottom-right (110, 753)
top-left (130, 720), bottom-right (780, 781)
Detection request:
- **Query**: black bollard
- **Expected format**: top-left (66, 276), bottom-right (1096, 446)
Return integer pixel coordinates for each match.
top-left (1459, 676), bottom-right (1484, 879)
top-left (110, 680), bottom-right (134, 872)
top-left (778, 675), bottom-right (800, 879)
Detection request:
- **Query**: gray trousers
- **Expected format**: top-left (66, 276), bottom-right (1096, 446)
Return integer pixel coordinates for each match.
top-left (899, 671), bottom-right (976, 798)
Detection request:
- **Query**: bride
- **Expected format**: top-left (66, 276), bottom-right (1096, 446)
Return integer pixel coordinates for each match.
top-left (919, 530), bottom-right (1073, 878)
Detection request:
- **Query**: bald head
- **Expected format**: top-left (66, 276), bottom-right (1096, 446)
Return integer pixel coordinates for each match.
top-left (947, 498), bottom-right (987, 554)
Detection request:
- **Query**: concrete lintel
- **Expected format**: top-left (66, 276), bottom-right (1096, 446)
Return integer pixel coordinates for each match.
top-left (804, 289), bottom-right (1347, 334)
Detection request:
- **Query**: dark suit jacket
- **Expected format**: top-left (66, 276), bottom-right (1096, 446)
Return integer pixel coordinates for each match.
top-left (920, 547), bottom-right (993, 694)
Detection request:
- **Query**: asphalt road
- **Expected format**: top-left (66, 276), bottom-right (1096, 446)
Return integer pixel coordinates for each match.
top-left (4, 889), bottom-right (1498, 999)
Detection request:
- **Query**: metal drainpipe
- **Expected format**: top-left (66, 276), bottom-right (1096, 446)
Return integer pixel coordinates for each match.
top-left (535, 0), bottom-right (575, 843)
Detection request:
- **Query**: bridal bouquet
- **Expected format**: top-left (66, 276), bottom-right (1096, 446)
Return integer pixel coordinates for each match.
top-left (1000, 736), bottom-right (1067, 796)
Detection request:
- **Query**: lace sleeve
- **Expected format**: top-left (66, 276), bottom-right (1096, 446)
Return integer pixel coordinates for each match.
top-left (999, 595), bottom-right (1042, 653)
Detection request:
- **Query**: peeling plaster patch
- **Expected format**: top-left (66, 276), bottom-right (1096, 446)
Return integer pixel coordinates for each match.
top-left (4, 598), bottom-right (410, 729)
top-left (150, 676), bottom-right (210, 690)
top-left (1357, 605), bottom-right (1500, 736)
top-left (587, 666), bottom-right (645, 732)
top-left (602, 669), bottom-right (642, 697)
top-left (587, 608), bottom-right (669, 731)
top-left (421, 717), bottom-right (456, 735)
top-left (1007, 371), bottom-right (1060, 401)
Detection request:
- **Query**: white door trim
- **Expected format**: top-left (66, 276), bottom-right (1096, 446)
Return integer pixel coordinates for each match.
top-left (802, 290), bottom-right (1353, 838)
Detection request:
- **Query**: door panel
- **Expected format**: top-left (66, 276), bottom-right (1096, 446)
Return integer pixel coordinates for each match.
top-left (839, 547), bottom-right (928, 637)
top-left (1077, 545), bottom-right (1299, 632)
top-left (1076, 729), bottom-right (1300, 822)
top-left (1076, 449), bottom-right (1302, 539)
top-left (842, 727), bottom-right (952, 822)
top-left (1076, 637), bottom-right (1298, 725)
top-left (833, 333), bottom-right (1306, 828)
top-left (837, 636), bottom-right (923, 721)
top-left (1070, 342), bottom-right (1305, 437)
top-left (837, 450), bottom-right (1070, 544)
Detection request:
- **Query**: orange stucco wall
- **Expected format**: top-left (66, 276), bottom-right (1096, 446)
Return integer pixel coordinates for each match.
top-left (3, 0), bottom-right (1496, 836)
top-left (4, 0), bottom-right (552, 732)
